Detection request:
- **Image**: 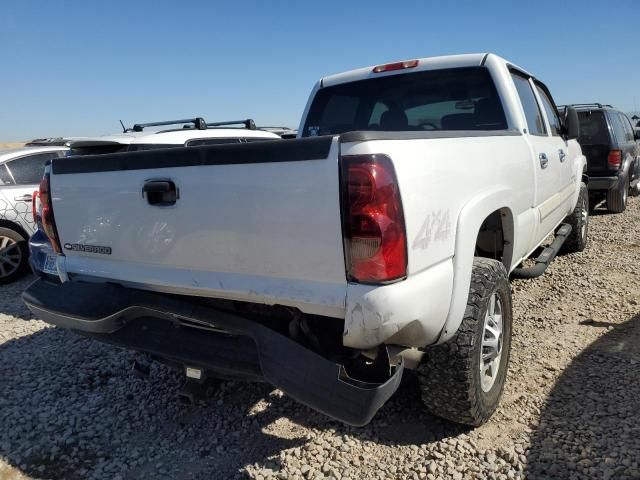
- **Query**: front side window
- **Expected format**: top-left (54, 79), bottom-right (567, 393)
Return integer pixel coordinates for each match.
top-left (535, 84), bottom-right (562, 136)
top-left (511, 73), bottom-right (546, 136)
top-left (303, 67), bottom-right (507, 136)
top-left (6, 152), bottom-right (59, 185)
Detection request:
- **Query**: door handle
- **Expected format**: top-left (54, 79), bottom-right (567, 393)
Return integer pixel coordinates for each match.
top-left (14, 194), bottom-right (33, 202)
top-left (559, 149), bottom-right (566, 162)
top-left (143, 181), bottom-right (172, 193)
top-left (539, 153), bottom-right (549, 169)
top-left (142, 180), bottom-right (178, 206)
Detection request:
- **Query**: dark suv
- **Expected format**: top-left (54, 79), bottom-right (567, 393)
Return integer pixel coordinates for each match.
top-left (569, 104), bottom-right (640, 213)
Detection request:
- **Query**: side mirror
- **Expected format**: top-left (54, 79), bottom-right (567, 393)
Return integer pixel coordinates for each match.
top-left (563, 106), bottom-right (580, 140)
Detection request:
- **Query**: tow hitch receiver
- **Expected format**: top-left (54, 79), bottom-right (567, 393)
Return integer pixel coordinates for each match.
top-left (178, 367), bottom-right (218, 404)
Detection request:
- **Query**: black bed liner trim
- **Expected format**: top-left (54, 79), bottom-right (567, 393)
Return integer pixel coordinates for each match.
top-left (52, 136), bottom-right (334, 175)
top-left (52, 129), bottom-right (521, 174)
top-left (23, 279), bottom-right (403, 426)
top-left (339, 129), bottom-right (522, 143)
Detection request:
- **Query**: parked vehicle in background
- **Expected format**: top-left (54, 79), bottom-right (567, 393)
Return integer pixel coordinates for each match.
top-left (29, 118), bottom-right (281, 276)
top-left (0, 146), bottom-right (68, 283)
top-left (568, 104), bottom-right (640, 212)
top-left (259, 126), bottom-right (298, 139)
top-left (23, 53), bottom-right (587, 427)
top-left (25, 137), bottom-right (84, 147)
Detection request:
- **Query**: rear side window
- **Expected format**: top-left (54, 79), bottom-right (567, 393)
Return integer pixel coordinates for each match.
top-left (511, 73), bottom-right (546, 136)
top-left (6, 152), bottom-right (59, 185)
top-left (618, 113), bottom-right (635, 142)
top-left (0, 164), bottom-right (13, 185)
top-left (302, 67), bottom-right (507, 136)
top-left (535, 85), bottom-right (562, 136)
top-left (609, 113), bottom-right (628, 145)
top-left (577, 111), bottom-right (610, 145)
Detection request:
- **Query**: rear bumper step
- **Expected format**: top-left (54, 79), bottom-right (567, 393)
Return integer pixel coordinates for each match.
top-left (588, 176), bottom-right (619, 190)
top-left (22, 279), bottom-right (403, 426)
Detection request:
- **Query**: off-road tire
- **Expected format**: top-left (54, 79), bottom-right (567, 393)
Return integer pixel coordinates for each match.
top-left (561, 182), bottom-right (589, 254)
top-left (607, 174), bottom-right (628, 213)
top-left (416, 258), bottom-right (512, 426)
top-left (0, 226), bottom-right (29, 285)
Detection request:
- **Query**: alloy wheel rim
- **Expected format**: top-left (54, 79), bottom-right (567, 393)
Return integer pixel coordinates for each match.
top-left (0, 236), bottom-right (22, 278)
top-left (581, 195), bottom-right (588, 240)
top-left (480, 293), bottom-right (504, 393)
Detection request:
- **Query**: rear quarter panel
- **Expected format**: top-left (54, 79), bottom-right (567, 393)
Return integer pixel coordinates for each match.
top-left (341, 135), bottom-right (534, 273)
top-left (340, 134), bottom-right (535, 348)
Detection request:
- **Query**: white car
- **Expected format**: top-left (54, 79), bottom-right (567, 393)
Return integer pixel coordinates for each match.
top-left (0, 146), bottom-right (69, 283)
top-left (24, 54), bottom-right (587, 426)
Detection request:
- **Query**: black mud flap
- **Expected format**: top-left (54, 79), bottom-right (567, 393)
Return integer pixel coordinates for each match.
top-left (23, 279), bottom-right (403, 426)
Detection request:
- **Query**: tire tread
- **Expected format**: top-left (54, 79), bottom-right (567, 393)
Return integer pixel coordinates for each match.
top-left (416, 258), bottom-right (511, 426)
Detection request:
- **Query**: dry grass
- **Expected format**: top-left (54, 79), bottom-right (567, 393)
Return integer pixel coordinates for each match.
top-left (0, 143), bottom-right (25, 149)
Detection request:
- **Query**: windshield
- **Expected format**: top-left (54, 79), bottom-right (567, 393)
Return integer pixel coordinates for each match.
top-left (302, 67), bottom-right (507, 137)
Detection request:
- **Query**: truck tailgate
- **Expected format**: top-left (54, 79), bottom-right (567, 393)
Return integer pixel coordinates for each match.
top-left (49, 137), bottom-right (347, 317)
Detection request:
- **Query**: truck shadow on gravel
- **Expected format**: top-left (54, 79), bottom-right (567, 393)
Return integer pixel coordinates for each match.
top-left (0, 326), bottom-right (465, 480)
top-left (525, 312), bottom-right (640, 479)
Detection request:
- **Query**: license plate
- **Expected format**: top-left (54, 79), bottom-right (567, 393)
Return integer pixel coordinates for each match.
top-left (43, 254), bottom-right (58, 275)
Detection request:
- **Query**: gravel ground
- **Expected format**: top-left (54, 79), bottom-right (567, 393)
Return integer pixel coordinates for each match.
top-left (1, 197), bottom-right (639, 480)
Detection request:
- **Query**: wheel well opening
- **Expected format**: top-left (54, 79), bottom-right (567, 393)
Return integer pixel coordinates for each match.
top-left (0, 220), bottom-right (29, 241)
top-left (474, 208), bottom-right (513, 270)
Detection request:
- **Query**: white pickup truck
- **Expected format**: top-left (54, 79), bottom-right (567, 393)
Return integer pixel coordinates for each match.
top-left (23, 53), bottom-right (588, 427)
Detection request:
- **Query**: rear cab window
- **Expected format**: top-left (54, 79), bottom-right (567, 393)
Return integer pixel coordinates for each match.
top-left (302, 67), bottom-right (508, 136)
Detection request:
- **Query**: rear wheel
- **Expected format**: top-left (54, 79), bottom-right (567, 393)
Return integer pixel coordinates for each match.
top-left (607, 174), bottom-right (628, 213)
top-left (0, 227), bottom-right (29, 284)
top-left (416, 258), bottom-right (512, 426)
top-left (562, 182), bottom-right (589, 254)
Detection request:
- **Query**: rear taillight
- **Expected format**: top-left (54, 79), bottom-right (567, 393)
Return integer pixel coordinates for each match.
top-left (607, 150), bottom-right (622, 169)
top-left (31, 190), bottom-right (38, 224)
top-left (340, 154), bottom-right (407, 283)
top-left (39, 174), bottom-right (62, 254)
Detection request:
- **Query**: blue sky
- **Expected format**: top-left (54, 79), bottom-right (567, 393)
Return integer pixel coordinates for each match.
top-left (1, 0), bottom-right (638, 140)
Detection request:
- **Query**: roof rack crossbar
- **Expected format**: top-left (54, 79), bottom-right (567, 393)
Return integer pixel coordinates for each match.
top-left (207, 119), bottom-right (256, 130)
top-left (132, 117), bottom-right (207, 132)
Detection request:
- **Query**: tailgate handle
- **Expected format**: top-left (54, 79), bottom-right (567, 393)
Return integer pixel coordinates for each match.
top-left (143, 180), bottom-right (178, 206)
